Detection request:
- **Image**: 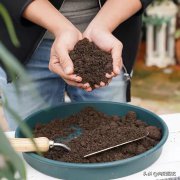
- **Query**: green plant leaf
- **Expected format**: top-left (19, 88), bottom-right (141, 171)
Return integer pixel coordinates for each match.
top-left (2, 96), bottom-right (42, 156)
top-left (0, 42), bottom-right (38, 96)
top-left (0, 41), bottom-right (45, 108)
top-left (0, 127), bottom-right (26, 180)
top-left (3, 96), bottom-right (34, 139)
top-left (0, 42), bottom-right (42, 152)
top-left (0, 168), bottom-right (15, 180)
top-left (0, 160), bottom-right (22, 180)
top-left (0, 42), bottom-right (26, 95)
top-left (0, 3), bottom-right (20, 47)
top-left (0, 3), bottom-right (42, 179)
top-left (0, 42), bottom-right (28, 82)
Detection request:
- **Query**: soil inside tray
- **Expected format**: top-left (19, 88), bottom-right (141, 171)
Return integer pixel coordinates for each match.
top-left (34, 107), bottom-right (162, 163)
top-left (69, 38), bottom-right (113, 89)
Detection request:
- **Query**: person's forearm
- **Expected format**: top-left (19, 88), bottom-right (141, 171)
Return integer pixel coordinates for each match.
top-left (89, 0), bottom-right (142, 32)
top-left (22, 0), bottom-right (74, 37)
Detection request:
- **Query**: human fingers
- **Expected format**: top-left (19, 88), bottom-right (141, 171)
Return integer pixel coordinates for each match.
top-left (49, 53), bottom-right (82, 82)
top-left (106, 72), bottom-right (116, 78)
top-left (111, 41), bottom-right (123, 75)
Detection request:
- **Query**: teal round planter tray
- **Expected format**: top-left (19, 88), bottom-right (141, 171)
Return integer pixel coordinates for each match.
top-left (15, 102), bottom-right (168, 180)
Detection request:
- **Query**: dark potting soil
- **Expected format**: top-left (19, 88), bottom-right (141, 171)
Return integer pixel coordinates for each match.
top-left (34, 107), bottom-right (162, 163)
top-left (69, 38), bottom-right (113, 88)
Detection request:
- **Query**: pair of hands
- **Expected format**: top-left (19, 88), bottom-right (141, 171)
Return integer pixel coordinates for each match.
top-left (49, 25), bottom-right (123, 91)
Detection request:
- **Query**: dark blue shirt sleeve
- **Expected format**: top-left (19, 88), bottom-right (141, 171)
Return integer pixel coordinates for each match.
top-left (2, 0), bottom-right (32, 24)
top-left (140, 0), bottom-right (154, 10)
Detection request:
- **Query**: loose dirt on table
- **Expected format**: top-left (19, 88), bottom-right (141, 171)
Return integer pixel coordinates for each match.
top-left (69, 38), bottom-right (113, 89)
top-left (34, 107), bottom-right (162, 163)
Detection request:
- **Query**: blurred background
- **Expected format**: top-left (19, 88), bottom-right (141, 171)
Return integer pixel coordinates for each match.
top-left (0, 0), bottom-right (180, 131)
top-left (130, 0), bottom-right (180, 114)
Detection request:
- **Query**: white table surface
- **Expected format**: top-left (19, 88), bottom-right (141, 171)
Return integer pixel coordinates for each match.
top-left (6, 113), bottom-right (180, 180)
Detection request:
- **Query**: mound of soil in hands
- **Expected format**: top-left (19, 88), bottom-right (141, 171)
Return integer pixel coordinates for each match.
top-left (34, 107), bottom-right (162, 163)
top-left (69, 38), bottom-right (113, 88)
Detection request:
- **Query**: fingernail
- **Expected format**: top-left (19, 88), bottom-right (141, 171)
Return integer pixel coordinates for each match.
top-left (86, 87), bottom-right (92, 92)
top-left (100, 82), bottom-right (105, 86)
top-left (65, 67), bottom-right (73, 74)
top-left (84, 83), bottom-right (90, 88)
top-left (115, 68), bottom-right (120, 74)
top-left (105, 73), bottom-right (111, 78)
top-left (75, 76), bottom-right (82, 82)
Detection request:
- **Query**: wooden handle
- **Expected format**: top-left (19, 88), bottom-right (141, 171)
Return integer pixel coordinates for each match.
top-left (9, 137), bottom-right (50, 152)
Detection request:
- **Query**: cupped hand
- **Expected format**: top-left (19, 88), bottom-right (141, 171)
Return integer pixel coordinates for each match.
top-left (49, 27), bottom-right (90, 90)
top-left (83, 27), bottom-right (123, 88)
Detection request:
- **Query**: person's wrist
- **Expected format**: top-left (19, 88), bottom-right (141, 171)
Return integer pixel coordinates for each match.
top-left (84, 22), bottom-right (110, 41)
top-left (52, 23), bottom-right (79, 38)
top-left (53, 26), bottom-right (71, 38)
